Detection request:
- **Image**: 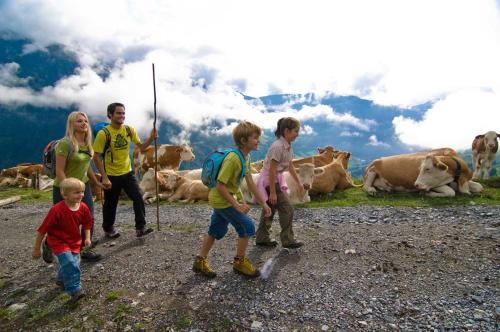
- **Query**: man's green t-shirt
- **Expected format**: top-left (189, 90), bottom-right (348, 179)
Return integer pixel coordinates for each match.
top-left (93, 125), bottom-right (141, 176)
top-left (208, 151), bottom-right (250, 209)
top-left (54, 138), bottom-right (91, 187)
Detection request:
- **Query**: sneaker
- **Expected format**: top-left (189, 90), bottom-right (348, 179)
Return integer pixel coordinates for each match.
top-left (105, 230), bottom-right (121, 239)
top-left (256, 239), bottom-right (278, 247)
top-left (233, 256), bottom-right (260, 278)
top-left (192, 256), bottom-right (217, 278)
top-left (283, 241), bottom-right (304, 249)
top-left (136, 227), bottom-right (154, 237)
top-left (81, 249), bottom-right (102, 262)
top-left (70, 291), bottom-right (86, 302)
top-left (42, 239), bottom-right (54, 263)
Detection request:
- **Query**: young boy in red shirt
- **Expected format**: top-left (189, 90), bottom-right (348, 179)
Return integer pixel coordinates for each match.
top-left (32, 178), bottom-right (92, 301)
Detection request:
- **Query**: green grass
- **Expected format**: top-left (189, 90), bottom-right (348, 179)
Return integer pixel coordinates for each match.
top-left (0, 187), bottom-right (52, 203)
top-left (106, 290), bottom-right (120, 301)
top-left (303, 177), bottom-right (500, 208)
top-left (113, 304), bottom-right (132, 324)
top-left (0, 308), bottom-right (15, 321)
top-left (0, 279), bottom-right (6, 289)
top-left (177, 317), bottom-right (192, 329)
top-left (0, 177), bottom-right (498, 208)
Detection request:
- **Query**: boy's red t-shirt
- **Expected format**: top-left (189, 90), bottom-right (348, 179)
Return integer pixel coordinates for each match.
top-left (37, 201), bottom-right (93, 255)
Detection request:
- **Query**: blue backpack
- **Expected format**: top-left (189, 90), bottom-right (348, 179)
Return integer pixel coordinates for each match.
top-left (201, 149), bottom-right (246, 188)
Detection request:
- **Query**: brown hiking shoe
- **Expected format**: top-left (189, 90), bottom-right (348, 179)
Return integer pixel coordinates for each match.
top-left (192, 256), bottom-right (217, 278)
top-left (233, 256), bottom-right (260, 278)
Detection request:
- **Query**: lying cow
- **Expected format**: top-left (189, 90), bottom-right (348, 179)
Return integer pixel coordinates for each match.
top-left (363, 148), bottom-right (480, 197)
top-left (309, 160), bottom-right (358, 195)
top-left (241, 163), bottom-right (324, 204)
top-left (176, 168), bottom-right (202, 180)
top-left (472, 131), bottom-right (499, 180)
top-left (133, 144), bottom-right (195, 178)
top-left (18, 164), bottom-right (43, 177)
top-left (139, 168), bottom-right (178, 203)
top-left (333, 151), bottom-right (351, 170)
top-left (165, 174), bottom-right (209, 203)
top-left (140, 168), bottom-right (208, 203)
top-left (415, 155), bottom-right (483, 197)
top-left (0, 166), bottom-right (21, 178)
top-left (292, 146), bottom-right (337, 168)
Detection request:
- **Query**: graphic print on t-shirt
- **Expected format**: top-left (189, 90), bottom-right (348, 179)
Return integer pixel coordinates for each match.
top-left (114, 134), bottom-right (128, 150)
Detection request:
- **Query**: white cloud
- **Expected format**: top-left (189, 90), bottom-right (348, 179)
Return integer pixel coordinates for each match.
top-left (0, 0), bottom-right (499, 146)
top-left (367, 135), bottom-right (390, 148)
top-left (340, 131), bottom-right (361, 137)
top-left (0, 63), bottom-right (29, 86)
top-left (393, 88), bottom-right (500, 150)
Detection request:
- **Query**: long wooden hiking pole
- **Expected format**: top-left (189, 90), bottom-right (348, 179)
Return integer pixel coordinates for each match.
top-left (152, 63), bottom-right (160, 231)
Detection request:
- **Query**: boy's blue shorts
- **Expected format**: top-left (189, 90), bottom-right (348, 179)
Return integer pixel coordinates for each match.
top-left (208, 207), bottom-right (255, 239)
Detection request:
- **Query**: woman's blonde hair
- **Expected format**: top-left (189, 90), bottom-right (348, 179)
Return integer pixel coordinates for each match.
top-left (60, 177), bottom-right (85, 196)
top-left (65, 111), bottom-right (94, 156)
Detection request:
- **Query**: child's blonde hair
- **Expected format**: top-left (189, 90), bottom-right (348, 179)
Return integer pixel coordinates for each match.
top-left (65, 111), bottom-right (94, 156)
top-left (232, 121), bottom-right (262, 148)
top-left (60, 178), bottom-right (85, 196)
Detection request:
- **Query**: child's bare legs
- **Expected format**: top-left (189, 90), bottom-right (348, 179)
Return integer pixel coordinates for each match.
top-left (236, 236), bottom-right (249, 257)
top-left (198, 234), bottom-right (215, 257)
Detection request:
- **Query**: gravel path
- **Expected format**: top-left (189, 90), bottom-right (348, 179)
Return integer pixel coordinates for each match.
top-left (0, 203), bottom-right (499, 331)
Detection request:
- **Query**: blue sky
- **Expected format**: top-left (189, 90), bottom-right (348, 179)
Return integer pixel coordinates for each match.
top-left (0, 0), bottom-right (499, 149)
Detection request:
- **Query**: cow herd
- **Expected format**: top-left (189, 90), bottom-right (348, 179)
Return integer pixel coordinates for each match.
top-left (1, 131), bottom-right (498, 203)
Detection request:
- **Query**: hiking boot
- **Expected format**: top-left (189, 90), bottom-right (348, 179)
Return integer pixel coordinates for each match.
top-left (136, 227), bottom-right (154, 237)
top-left (192, 256), bottom-right (217, 278)
top-left (70, 290), bottom-right (85, 302)
top-left (283, 241), bottom-right (304, 249)
top-left (105, 229), bottom-right (120, 239)
top-left (233, 256), bottom-right (260, 278)
top-left (81, 249), bottom-right (102, 262)
top-left (56, 280), bottom-right (64, 290)
top-left (256, 239), bottom-right (278, 247)
top-left (42, 238), bottom-right (54, 263)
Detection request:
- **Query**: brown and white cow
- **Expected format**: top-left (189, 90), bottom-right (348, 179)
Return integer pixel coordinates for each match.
top-left (140, 168), bottom-right (208, 203)
top-left (292, 146), bottom-right (337, 168)
top-left (240, 163), bottom-right (324, 205)
top-left (363, 148), bottom-right (457, 195)
top-left (472, 131), bottom-right (499, 180)
top-left (18, 164), bottom-right (43, 178)
top-left (414, 155), bottom-right (483, 197)
top-left (363, 148), bottom-right (481, 197)
top-left (176, 168), bottom-right (202, 180)
top-left (309, 160), bottom-right (358, 195)
top-left (0, 166), bottom-right (22, 178)
top-left (0, 176), bottom-right (18, 188)
top-left (133, 144), bottom-right (195, 178)
top-left (161, 170), bottom-right (209, 203)
top-left (139, 168), bottom-right (179, 203)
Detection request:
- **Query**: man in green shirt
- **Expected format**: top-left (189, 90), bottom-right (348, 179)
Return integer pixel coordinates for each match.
top-left (93, 102), bottom-right (157, 238)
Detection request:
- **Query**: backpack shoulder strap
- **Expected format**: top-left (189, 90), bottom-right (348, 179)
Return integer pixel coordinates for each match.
top-left (231, 148), bottom-right (247, 181)
top-left (101, 127), bottom-right (111, 154)
top-left (59, 137), bottom-right (74, 161)
top-left (124, 125), bottom-right (132, 138)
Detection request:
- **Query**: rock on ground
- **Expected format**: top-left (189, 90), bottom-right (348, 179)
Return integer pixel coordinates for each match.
top-left (0, 203), bottom-right (499, 331)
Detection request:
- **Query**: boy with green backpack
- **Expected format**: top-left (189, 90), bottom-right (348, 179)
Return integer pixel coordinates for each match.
top-left (193, 120), bottom-right (271, 278)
